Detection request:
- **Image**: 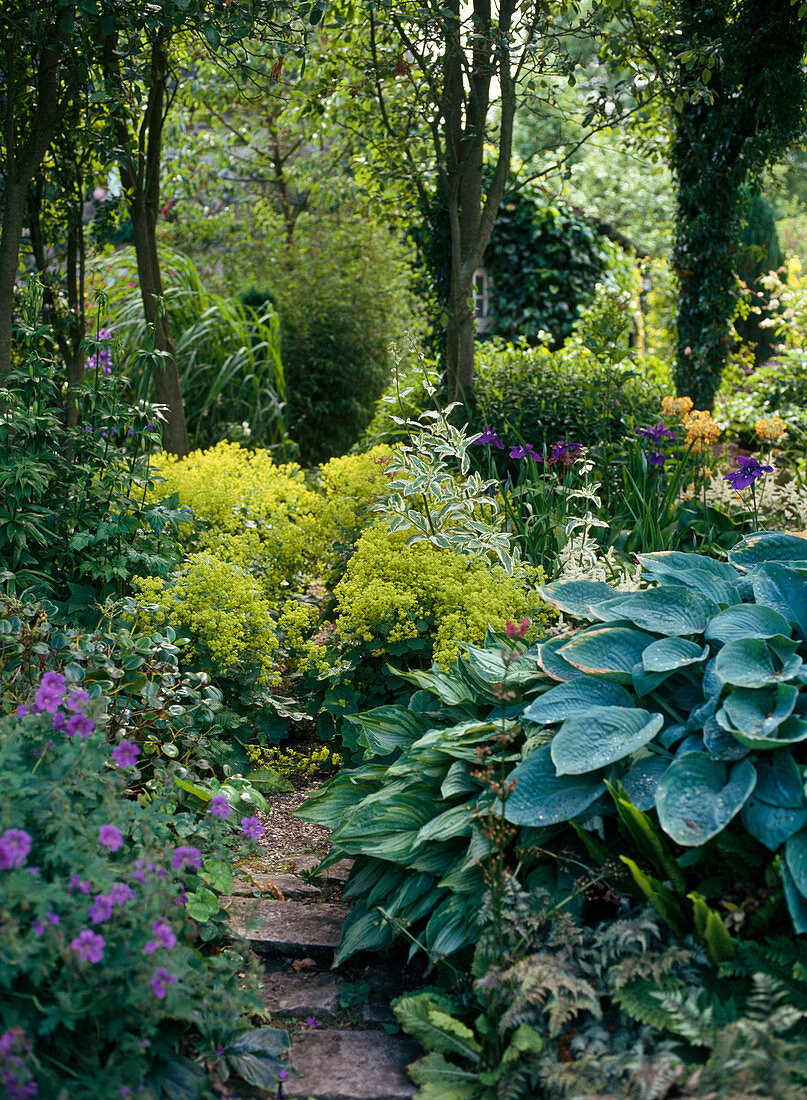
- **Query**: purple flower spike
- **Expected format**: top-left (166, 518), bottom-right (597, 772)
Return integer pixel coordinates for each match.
top-left (723, 455), bottom-right (774, 490)
top-left (473, 426), bottom-right (504, 450)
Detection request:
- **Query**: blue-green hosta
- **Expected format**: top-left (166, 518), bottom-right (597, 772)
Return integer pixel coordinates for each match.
top-left (299, 532), bottom-right (807, 962)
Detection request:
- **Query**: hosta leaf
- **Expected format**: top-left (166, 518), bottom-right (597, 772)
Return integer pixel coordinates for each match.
top-left (703, 716), bottom-right (750, 761)
top-left (536, 579), bottom-right (620, 619)
top-left (228, 1027), bottom-right (291, 1057)
top-left (416, 804), bottom-right (474, 844)
top-left (741, 798), bottom-right (807, 851)
top-left (460, 644), bottom-right (546, 689)
top-left (719, 684), bottom-right (799, 738)
top-left (347, 706), bottom-right (429, 756)
top-left (746, 562), bottom-right (807, 639)
top-left (728, 531), bottom-right (807, 568)
top-left (558, 626), bottom-right (656, 683)
top-left (641, 637), bottom-right (709, 673)
top-left (621, 755), bottom-right (672, 812)
top-left (330, 795), bottom-right (433, 861)
top-left (551, 706), bottom-right (664, 775)
top-left (387, 665), bottom-right (476, 706)
top-left (504, 745), bottom-right (606, 827)
top-left (295, 765), bottom-right (387, 829)
top-left (535, 636), bottom-right (588, 682)
top-left (334, 906), bottom-right (396, 965)
top-left (441, 761), bottom-right (477, 799)
top-left (591, 587), bottom-right (713, 636)
top-left (522, 677), bottom-right (634, 724)
top-left (655, 753), bottom-right (757, 846)
top-left (753, 751), bottom-right (805, 808)
top-left (786, 830), bottom-right (807, 897)
top-left (705, 605), bottom-right (792, 644)
top-left (424, 895), bottom-right (478, 960)
top-left (714, 637), bottom-right (802, 688)
top-left (640, 551), bottom-right (739, 604)
top-left (782, 862), bottom-right (807, 935)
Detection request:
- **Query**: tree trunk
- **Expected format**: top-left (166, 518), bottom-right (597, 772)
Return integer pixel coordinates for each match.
top-left (110, 32), bottom-right (189, 456)
top-left (0, 37), bottom-right (64, 373)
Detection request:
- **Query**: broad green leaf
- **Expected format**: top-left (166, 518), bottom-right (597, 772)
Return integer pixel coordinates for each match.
top-left (720, 683), bottom-right (798, 736)
top-left (786, 830), bottom-right (807, 897)
top-left (640, 551), bottom-right (739, 604)
top-left (334, 906), bottom-right (396, 965)
top-left (714, 637), bottom-right (802, 688)
top-left (425, 895), bottom-right (477, 959)
top-left (558, 626), bottom-right (656, 683)
top-left (621, 755), bottom-right (671, 811)
top-left (655, 753), bottom-right (757, 845)
top-left (537, 579), bottom-right (620, 619)
top-left (610, 784), bottom-right (684, 891)
top-left (227, 1027), bottom-right (291, 1057)
top-left (295, 765), bottom-right (387, 829)
top-left (747, 562), bottom-right (807, 639)
top-left (416, 804), bottom-right (474, 844)
top-left (752, 750), bottom-right (804, 807)
top-left (387, 664), bottom-right (476, 706)
top-left (501, 1023), bottom-right (543, 1063)
top-left (689, 893), bottom-right (736, 964)
top-left (505, 745), bottom-right (606, 827)
top-left (392, 993), bottom-right (481, 1063)
top-left (535, 636), bottom-right (589, 682)
top-left (728, 531), bottom-right (807, 568)
top-left (461, 644), bottom-right (546, 689)
top-left (347, 705), bottom-right (429, 756)
top-left (330, 795), bottom-right (433, 862)
top-left (705, 605), bottom-right (791, 644)
top-left (551, 706), bottom-right (664, 775)
top-left (441, 761), bottom-right (477, 799)
top-left (407, 1052), bottom-right (480, 1094)
top-left (782, 862), bottom-right (807, 935)
top-left (741, 797), bottom-right (807, 851)
top-left (641, 637), bottom-right (709, 673)
top-left (592, 587), bottom-right (713, 636)
top-left (523, 676), bottom-right (634, 724)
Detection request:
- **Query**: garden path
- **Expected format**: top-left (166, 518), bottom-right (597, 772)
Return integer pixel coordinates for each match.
top-left (225, 787), bottom-right (423, 1100)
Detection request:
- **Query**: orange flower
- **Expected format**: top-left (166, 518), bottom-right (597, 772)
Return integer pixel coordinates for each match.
top-left (755, 416), bottom-right (786, 444)
top-left (661, 395), bottom-right (694, 418)
top-left (683, 409), bottom-right (721, 453)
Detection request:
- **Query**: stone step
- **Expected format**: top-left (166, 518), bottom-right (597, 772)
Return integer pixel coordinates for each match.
top-left (263, 962), bottom-right (342, 1020)
top-left (232, 873), bottom-right (321, 900)
top-left (286, 855), bottom-right (354, 883)
top-left (226, 897), bottom-right (351, 961)
top-left (283, 1029), bottom-right (419, 1100)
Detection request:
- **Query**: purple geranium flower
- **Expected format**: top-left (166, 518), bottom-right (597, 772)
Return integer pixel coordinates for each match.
top-left (0, 829), bottom-right (32, 870)
top-left (208, 795), bottom-right (231, 819)
top-left (33, 671), bottom-right (67, 714)
top-left (112, 740), bottom-right (140, 768)
top-left (723, 455), bottom-right (774, 490)
top-left (472, 426), bottom-right (504, 450)
top-left (71, 929), bottom-right (105, 963)
top-left (98, 825), bottom-right (123, 852)
top-left (15, 705), bottom-right (29, 718)
top-left (65, 713), bottom-right (94, 739)
top-left (109, 882), bottom-right (135, 907)
top-left (65, 689), bottom-right (90, 713)
top-left (171, 846), bottom-right (202, 871)
top-left (151, 967), bottom-right (178, 999)
top-left (89, 895), bottom-right (114, 924)
top-left (240, 816), bottom-right (265, 840)
top-left (509, 443), bottom-right (541, 462)
top-left (144, 919), bottom-right (177, 954)
top-left (637, 421), bottom-right (676, 446)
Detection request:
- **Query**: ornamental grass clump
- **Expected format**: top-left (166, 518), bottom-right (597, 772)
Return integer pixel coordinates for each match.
top-left (0, 671), bottom-right (289, 1097)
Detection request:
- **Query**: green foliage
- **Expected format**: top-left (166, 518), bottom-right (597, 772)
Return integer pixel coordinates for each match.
top-left (0, 676), bottom-right (289, 1098)
top-left (734, 190), bottom-right (785, 366)
top-left (470, 337), bottom-right (663, 453)
top-left (482, 190), bottom-right (607, 347)
top-left (93, 248), bottom-right (287, 453)
top-left (0, 279), bottom-right (179, 599)
top-left (0, 593), bottom-right (253, 780)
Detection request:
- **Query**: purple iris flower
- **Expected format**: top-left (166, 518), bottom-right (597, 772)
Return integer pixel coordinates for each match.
top-left (723, 456), bottom-right (774, 490)
top-left (509, 443), bottom-right (541, 462)
top-left (473, 426), bottom-right (504, 450)
top-left (637, 421), bottom-right (676, 446)
top-left (646, 450), bottom-right (666, 467)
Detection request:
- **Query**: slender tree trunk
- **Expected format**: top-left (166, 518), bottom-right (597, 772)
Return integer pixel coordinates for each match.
top-left (0, 36), bottom-right (64, 373)
top-left (109, 32), bottom-right (189, 456)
